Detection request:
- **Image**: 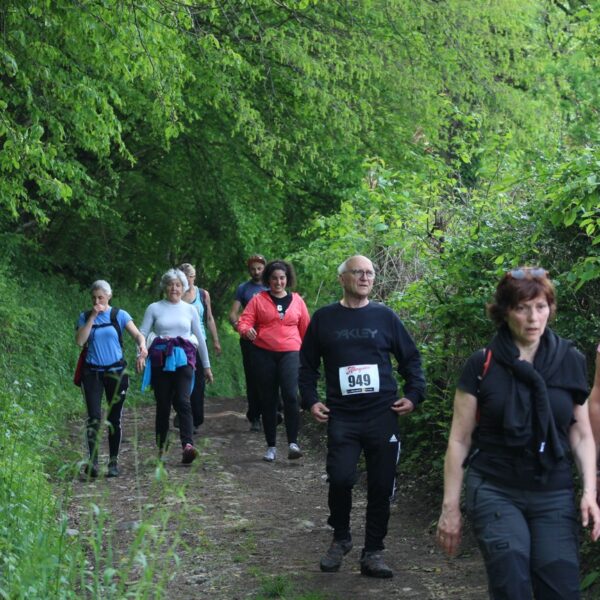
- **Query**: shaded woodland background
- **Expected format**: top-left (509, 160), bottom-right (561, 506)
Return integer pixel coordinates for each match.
top-left (3, 1), bottom-right (600, 596)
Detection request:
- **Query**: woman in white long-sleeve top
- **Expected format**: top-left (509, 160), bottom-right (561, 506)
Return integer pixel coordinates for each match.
top-left (138, 269), bottom-right (214, 464)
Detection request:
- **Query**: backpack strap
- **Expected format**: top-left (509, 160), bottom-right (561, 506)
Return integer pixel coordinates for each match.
top-left (85, 307), bottom-right (123, 349)
top-left (475, 348), bottom-right (492, 423)
top-left (109, 306), bottom-right (123, 350)
top-left (481, 348), bottom-right (492, 379)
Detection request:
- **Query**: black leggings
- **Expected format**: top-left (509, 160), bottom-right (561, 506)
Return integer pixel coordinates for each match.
top-left (81, 367), bottom-right (129, 462)
top-left (190, 349), bottom-right (206, 428)
top-left (240, 338), bottom-right (261, 423)
top-left (151, 365), bottom-right (194, 449)
top-left (253, 347), bottom-right (300, 447)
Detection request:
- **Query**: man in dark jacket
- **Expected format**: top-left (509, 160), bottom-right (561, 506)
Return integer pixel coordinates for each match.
top-left (299, 255), bottom-right (425, 578)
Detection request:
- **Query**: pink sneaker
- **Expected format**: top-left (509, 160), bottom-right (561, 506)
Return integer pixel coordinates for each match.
top-left (181, 443), bottom-right (198, 464)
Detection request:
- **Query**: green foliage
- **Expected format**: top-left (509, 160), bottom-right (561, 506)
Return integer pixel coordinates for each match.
top-left (6, 0), bottom-right (582, 301)
top-left (0, 267), bottom-right (81, 597)
top-left (0, 1), bottom-right (192, 225)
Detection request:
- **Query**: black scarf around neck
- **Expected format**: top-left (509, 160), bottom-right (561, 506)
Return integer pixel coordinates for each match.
top-left (487, 325), bottom-right (577, 479)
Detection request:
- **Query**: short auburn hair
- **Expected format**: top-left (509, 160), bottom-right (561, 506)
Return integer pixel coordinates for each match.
top-left (487, 267), bottom-right (556, 326)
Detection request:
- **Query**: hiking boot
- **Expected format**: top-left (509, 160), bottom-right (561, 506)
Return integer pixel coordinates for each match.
top-left (250, 419), bottom-right (261, 432)
top-left (288, 443), bottom-right (303, 459)
top-left (263, 446), bottom-right (277, 462)
top-left (181, 443), bottom-right (198, 464)
top-left (173, 414), bottom-right (180, 429)
top-left (83, 462), bottom-right (99, 479)
top-left (106, 458), bottom-right (119, 478)
top-left (319, 538), bottom-right (353, 572)
top-left (359, 550), bottom-right (393, 578)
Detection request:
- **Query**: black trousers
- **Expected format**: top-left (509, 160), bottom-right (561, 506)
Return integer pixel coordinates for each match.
top-left (240, 338), bottom-right (261, 422)
top-left (81, 367), bottom-right (129, 462)
top-left (253, 347), bottom-right (300, 447)
top-left (151, 365), bottom-right (194, 449)
top-left (326, 410), bottom-right (400, 552)
top-left (190, 349), bottom-right (206, 428)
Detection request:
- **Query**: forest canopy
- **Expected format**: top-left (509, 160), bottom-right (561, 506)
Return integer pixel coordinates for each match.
top-left (1, 0), bottom-right (597, 297)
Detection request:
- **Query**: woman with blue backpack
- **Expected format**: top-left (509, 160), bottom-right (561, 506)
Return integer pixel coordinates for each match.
top-left (76, 280), bottom-right (147, 478)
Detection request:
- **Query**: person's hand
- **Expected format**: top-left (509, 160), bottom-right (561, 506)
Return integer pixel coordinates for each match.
top-left (213, 341), bottom-right (222, 356)
top-left (310, 402), bottom-right (330, 423)
top-left (245, 328), bottom-right (257, 342)
top-left (91, 301), bottom-right (109, 316)
top-left (436, 506), bottom-right (462, 556)
top-left (581, 489), bottom-right (600, 542)
top-left (136, 356), bottom-right (146, 374)
top-left (204, 368), bottom-right (214, 384)
top-left (391, 398), bottom-right (414, 415)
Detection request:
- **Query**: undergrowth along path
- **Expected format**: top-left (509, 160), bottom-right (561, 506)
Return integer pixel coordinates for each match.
top-left (68, 396), bottom-right (488, 599)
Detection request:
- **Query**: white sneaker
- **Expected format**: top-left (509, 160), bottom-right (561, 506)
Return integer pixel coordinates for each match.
top-left (288, 443), bottom-right (303, 459)
top-left (263, 446), bottom-right (277, 462)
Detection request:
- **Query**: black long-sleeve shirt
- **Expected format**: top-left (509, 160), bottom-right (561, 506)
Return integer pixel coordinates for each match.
top-left (299, 301), bottom-right (425, 421)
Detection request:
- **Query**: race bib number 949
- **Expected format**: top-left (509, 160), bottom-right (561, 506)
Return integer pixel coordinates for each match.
top-left (339, 364), bottom-right (380, 396)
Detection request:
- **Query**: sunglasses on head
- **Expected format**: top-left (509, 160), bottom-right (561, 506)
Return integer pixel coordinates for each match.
top-left (508, 267), bottom-right (547, 279)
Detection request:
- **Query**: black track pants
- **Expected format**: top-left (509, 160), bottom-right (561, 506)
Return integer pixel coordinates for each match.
top-left (326, 410), bottom-right (400, 551)
top-left (240, 338), bottom-right (261, 423)
top-left (82, 367), bottom-right (128, 461)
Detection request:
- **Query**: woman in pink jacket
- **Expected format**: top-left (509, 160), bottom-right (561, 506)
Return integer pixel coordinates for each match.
top-left (238, 260), bottom-right (310, 462)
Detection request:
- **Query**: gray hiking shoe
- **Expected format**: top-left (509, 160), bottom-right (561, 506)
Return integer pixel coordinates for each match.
top-left (359, 550), bottom-right (393, 578)
top-left (106, 458), bottom-right (119, 478)
top-left (263, 446), bottom-right (277, 462)
top-left (82, 461), bottom-right (99, 479)
top-left (288, 443), bottom-right (303, 459)
top-left (319, 538), bottom-right (353, 572)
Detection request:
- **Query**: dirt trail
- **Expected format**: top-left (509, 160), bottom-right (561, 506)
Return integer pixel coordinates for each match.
top-left (68, 397), bottom-right (488, 599)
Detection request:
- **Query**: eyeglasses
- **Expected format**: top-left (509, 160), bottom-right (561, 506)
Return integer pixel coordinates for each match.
top-left (344, 269), bottom-right (376, 280)
top-left (508, 267), bottom-right (547, 279)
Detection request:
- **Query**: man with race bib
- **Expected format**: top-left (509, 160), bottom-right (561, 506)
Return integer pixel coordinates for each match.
top-left (299, 255), bottom-right (425, 579)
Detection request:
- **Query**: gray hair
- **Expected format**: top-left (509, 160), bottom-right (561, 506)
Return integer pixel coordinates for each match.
top-left (337, 255), bottom-right (374, 275)
top-left (337, 259), bottom-right (349, 276)
top-left (160, 268), bottom-right (189, 292)
top-left (90, 280), bottom-right (112, 296)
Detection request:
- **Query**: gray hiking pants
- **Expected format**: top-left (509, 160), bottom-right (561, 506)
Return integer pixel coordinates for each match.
top-left (466, 469), bottom-right (580, 600)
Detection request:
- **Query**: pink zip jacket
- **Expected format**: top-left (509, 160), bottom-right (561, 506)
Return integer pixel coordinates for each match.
top-left (238, 291), bottom-right (310, 352)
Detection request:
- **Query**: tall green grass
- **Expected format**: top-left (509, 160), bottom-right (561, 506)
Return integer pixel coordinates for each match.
top-left (0, 267), bottom-right (83, 598)
top-left (0, 266), bottom-right (247, 598)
